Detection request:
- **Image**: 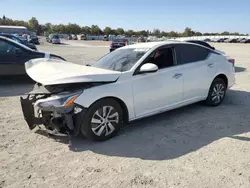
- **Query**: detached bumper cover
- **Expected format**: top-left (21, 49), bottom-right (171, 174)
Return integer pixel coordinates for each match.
top-left (20, 95), bottom-right (41, 130)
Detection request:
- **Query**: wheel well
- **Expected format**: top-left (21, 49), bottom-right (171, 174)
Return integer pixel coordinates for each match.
top-left (215, 74), bottom-right (228, 88)
top-left (94, 97), bottom-right (129, 124)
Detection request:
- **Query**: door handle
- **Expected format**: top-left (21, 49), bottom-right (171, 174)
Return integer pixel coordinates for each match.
top-left (207, 63), bottom-right (214, 68)
top-left (173, 73), bottom-right (182, 79)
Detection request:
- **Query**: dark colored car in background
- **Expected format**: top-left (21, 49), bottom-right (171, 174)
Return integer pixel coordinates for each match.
top-left (240, 39), bottom-right (250, 43)
top-left (224, 38), bottom-right (238, 43)
top-left (110, 38), bottom-right (129, 52)
top-left (185, 40), bottom-right (215, 50)
top-left (28, 37), bottom-right (39, 45)
top-left (0, 36), bottom-right (65, 76)
top-left (0, 33), bottom-right (37, 51)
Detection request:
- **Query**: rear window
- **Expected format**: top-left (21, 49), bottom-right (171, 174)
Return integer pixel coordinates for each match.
top-left (186, 40), bottom-right (214, 50)
top-left (175, 44), bottom-right (210, 65)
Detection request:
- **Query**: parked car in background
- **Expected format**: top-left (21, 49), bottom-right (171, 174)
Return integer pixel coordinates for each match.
top-left (67, 35), bottom-right (72, 40)
top-left (218, 38), bottom-right (228, 43)
top-left (71, 34), bottom-right (77, 40)
top-left (48, 34), bottom-right (61, 44)
top-left (110, 38), bottom-right (129, 52)
top-left (224, 38), bottom-right (238, 43)
top-left (236, 38), bottom-right (246, 43)
top-left (0, 33), bottom-right (37, 51)
top-left (240, 39), bottom-right (250, 43)
top-left (0, 36), bottom-right (65, 76)
top-left (203, 38), bottom-right (211, 42)
top-left (20, 41), bottom-right (235, 141)
top-left (137, 36), bottom-right (146, 43)
top-left (28, 32), bottom-right (39, 45)
top-left (103, 35), bottom-right (108, 41)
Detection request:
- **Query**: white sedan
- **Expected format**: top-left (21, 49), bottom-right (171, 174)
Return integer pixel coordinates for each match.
top-left (20, 41), bottom-right (235, 141)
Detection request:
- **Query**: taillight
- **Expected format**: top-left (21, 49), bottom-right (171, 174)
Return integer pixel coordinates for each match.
top-left (228, 58), bottom-right (235, 66)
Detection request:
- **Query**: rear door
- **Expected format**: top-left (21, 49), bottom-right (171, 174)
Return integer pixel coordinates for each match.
top-left (174, 44), bottom-right (217, 101)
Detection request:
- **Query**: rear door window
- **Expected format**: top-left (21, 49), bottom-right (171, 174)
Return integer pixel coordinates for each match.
top-left (175, 44), bottom-right (210, 65)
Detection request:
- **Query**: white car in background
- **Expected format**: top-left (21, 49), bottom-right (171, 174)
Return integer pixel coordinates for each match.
top-left (20, 41), bottom-right (235, 141)
top-left (48, 34), bottom-right (61, 44)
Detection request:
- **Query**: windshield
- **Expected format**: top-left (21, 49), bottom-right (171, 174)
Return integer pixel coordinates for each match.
top-left (91, 48), bottom-right (149, 72)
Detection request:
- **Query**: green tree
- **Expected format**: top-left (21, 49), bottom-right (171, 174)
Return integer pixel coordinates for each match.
top-left (194, 32), bottom-right (202, 36)
top-left (28, 17), bottom-right (39, 33)
top-left (103, 27), bottom-right (112, 35)
top-left (116, 28), bottom-right (125, 35)
top-left (160, 31), bottom-right (168, 37)
top-left (138, 30), bottom-right (148, 37)
top-left (168, 31), bottom-right (179, 37)
top-left (125, 30), bottom-right (135, 36)
top-left (183, 27), bottom-right (194, 37)
top-left (67, 23), bottom-right (81, 34)
top-left (221, 31), bottom-right (230, 35)
top-left (81, 26), bottom-right (91, 34)
top-left (152, 28), bottom-right (161, 37)
top-left (91, 25), bottom-right (102, 35)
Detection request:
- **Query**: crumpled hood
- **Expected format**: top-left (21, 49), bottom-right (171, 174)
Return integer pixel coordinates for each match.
top-left (25, 58), bottom-right (121, 85)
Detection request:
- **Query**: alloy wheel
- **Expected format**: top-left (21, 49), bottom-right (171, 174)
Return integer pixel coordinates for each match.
top-left (211, 83), bottom-right (225, 104)
top-left (91, 106), bottom-right (119, 136)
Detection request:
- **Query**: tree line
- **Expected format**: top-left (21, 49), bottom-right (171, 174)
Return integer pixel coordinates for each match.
top-left (0, 16), bottom-right (248, 37)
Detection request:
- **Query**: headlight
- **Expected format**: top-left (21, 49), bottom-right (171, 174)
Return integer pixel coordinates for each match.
top-left (34, 91), bottom-right (82, 109)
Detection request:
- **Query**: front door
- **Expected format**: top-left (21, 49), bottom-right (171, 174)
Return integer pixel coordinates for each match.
top-left (0, 39), bottom-right (26, 76)
top-left (132, 47), bottom-right (184, 118)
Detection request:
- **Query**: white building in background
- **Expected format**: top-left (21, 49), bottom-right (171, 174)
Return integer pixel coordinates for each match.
top-left (0, 25), bottom-right (28, 34)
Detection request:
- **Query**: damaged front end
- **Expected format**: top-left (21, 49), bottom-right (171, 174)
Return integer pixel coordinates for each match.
top-left (20, 83), bottom-right (90, 136)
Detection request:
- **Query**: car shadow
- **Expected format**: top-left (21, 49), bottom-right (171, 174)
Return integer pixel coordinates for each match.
top-left (0, 76), bottom-right (34, 97)
top-left (235, 66), bottom-right (246, 73)
top-left (34, 89), bottom-right (250, 160)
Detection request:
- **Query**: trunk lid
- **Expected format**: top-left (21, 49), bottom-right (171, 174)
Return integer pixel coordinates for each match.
top-left (25, 58), bottom-right (121, 85)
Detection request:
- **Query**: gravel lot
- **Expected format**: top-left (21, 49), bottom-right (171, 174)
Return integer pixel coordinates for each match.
top-left (1, 42), bottom-right (250, 188)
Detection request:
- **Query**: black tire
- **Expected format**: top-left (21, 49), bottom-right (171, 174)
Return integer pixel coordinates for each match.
top-left (80, 99), bottom-right (123, 141)
top-left (205, 78), bottom-right (226, 106)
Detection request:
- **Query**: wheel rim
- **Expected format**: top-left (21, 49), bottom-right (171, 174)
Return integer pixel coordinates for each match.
top-left (211, 83), bottom-right (225, 104)
top-left (91, 106), bottom-right (119, 137)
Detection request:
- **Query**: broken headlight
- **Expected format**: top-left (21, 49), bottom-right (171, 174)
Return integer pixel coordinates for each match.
top-left (34, 91), bottom-right (82, 109)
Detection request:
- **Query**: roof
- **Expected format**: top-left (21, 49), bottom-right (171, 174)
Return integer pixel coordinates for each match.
top-left (125, 40), bottom-right (181, 49)
top-left (0, 25), bottom-right (27, 29)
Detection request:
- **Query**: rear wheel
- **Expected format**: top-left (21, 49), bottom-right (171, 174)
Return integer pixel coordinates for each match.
top-left (80, 99), bottom-right (123, 141)
top-left (206, 78), bottom-right (226, 106)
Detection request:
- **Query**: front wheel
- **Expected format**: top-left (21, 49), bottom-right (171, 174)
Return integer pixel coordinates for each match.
top-left (205, 78), bottom-right (226, 106)
top-left (80, 99), bottom-right (123, 141)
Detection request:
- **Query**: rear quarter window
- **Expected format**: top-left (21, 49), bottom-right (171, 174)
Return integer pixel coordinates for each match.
top-left (175, 44), bottom-right (210, 65)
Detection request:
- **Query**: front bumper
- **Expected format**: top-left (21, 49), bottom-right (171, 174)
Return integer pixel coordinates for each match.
top-left (20, 95), bottom-right (42, 130)
top-left (20, 95), bottom-right (86, 135)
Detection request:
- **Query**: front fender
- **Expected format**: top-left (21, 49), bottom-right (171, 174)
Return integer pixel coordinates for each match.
top-left (74, 81), bottom-right (135, 120)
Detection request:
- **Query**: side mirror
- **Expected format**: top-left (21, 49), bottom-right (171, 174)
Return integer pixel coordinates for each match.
top-left (139, 63), bottom-right (158, 74)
